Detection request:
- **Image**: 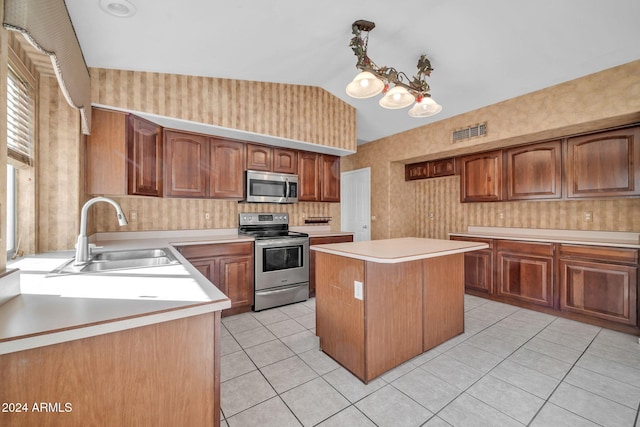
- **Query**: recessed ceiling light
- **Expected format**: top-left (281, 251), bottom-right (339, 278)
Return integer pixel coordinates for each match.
top-left (98, 0), bottom-right (136, 18)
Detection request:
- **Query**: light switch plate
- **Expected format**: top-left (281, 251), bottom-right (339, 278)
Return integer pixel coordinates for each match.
top-left (354, 280), bottom-right (363, 300)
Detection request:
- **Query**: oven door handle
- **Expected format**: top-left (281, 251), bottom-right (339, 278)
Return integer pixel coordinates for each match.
top-left (255, 237), bottom-right (309, 247)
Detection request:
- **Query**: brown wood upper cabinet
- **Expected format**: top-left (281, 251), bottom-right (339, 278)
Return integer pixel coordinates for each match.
top-left (566, 127), bottom-right (640, 198)
top-left (246, 143), bottom-right (272, 171)
top-left (298, 151), bottom-right (320, 201)
top-left (459, 150), bottom-right (503, 202)
top-left (404, 158), bottom-right (455, 181)
top-left (246, 143), bottom-right (298, 174)
top-left (164, 131), bottom-right (244, 199)
top-left (273, 148), bottom-right (298, 174)
top-left (127, 115), bottom-right (163, 197)
top-left (164, 130), bottom-right (209, 198)
top-left (210, 138), bottom-right (245, 199)
top-left (431, 158), bottom-right (456, 177)
top-left (405, 162), bottom-right (429, 181)
top-left (506, 140), bottom-right (562, 200)
top-left (299, 153), bottom-right (341, 202)
top-left (320, 155), bottom-right (341, 202)
top-left (87, 107), bottom-right (163, 197)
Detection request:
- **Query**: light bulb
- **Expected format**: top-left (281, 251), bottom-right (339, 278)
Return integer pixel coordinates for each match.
top-left (346, 71), bottom-right (384, 98)
top-left (408, 97), bottom-right (442, 117)
top-left (379, 86), bottom-right (414, 109)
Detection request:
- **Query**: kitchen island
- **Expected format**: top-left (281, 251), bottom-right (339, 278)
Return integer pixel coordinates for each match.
top-left (311, 237), bottom-right (488, 383)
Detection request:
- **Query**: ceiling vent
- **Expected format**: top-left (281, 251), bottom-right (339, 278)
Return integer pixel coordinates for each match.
top-left (452, 122), bottom-right (487, 143)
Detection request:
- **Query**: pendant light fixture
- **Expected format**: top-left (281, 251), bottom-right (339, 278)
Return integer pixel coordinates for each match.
top-left (379, 86), bottom-right (414, 109)
top-left (346, 71), bottom-right (385, 98)
top-left (408, 96), bottom-right (443, 117)
top-left (346, 20), bottom-right (442, 117)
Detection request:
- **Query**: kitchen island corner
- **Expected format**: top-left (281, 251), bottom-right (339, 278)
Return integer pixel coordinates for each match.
top-left (311, 237), bottom-right (488, 383)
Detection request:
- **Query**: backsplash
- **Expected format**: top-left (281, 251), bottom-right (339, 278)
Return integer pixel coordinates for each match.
top-left (91, 198), bottom-right (338, 233)
top-left (415, 176), bottom-right (640, 240)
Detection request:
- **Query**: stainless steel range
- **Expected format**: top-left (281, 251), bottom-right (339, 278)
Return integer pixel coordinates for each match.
top-left (239, 213), bottom-right (309, 311)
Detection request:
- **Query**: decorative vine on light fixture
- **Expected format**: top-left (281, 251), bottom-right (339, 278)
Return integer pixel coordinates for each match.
top-left (346, 20), bottom-right (442, 118)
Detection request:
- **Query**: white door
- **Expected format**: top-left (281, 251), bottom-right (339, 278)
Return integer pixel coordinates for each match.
top-left (341, 167), bottom-right (371, 241)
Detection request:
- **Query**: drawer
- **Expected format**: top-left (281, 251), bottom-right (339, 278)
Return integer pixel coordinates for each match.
top-left (496, 240), bottom-right (554, 257)
top-left (559, 244), bottom-right (639, 265)
top-left (177, 242), bottom-right (253, 259)
top-left (310, 235), bottom-right (354, 245)
top-left (450, 236), bottom-right (494, 250)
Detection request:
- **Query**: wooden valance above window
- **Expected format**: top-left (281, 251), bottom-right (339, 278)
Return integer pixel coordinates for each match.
top-left (3, 0), bottom-right (92, 134)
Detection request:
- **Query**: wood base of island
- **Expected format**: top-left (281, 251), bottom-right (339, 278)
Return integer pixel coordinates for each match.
top-left (0, 311), bottom-right (221, 427)
top-left (315, 252), bottom-right (464, 383)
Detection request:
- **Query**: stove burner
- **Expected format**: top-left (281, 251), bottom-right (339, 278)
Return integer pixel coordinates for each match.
top-left (241, 230), bottom-right (309, 240)
top-left (238, 212), bottom-right (308, 240)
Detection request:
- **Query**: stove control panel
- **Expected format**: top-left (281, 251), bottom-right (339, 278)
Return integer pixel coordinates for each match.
top-left (239, 212), bottom-right (289, 226)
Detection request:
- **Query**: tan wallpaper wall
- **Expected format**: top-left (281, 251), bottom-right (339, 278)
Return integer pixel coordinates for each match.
top-left (342, 60), bottom-right (640, 240)
top-left (86, 68), bottom-right (354, 236)
top-left (92, 198), bottom-right (337, 232)
top-left (416, 176), bottom-right (640, 240)
top-left (371, 60), bottom-right (640, 164)
top-left (90, 68), bottom-right (357, 152)
top-left (36, 76), bottom-right (82, 253)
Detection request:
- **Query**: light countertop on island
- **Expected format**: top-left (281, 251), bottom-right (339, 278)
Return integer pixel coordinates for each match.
top-left (310, 237), bottom-right (488, 263)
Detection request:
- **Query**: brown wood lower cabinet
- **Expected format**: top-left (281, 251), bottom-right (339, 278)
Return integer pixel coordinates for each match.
top-left (496, 240), bottom-right (554, 308)
top-left (309, 234), bottom-right (354, 297)
top-left (0, 312), bottom-right (221, 427)
top-left (559, 245), bottom-right (638, 326)
top-left (452, 236), bottom-right (493, 294)
top-left (452, 236), bottom-right (640, 333)
top-left (178, 242), bottom-right (254, 316)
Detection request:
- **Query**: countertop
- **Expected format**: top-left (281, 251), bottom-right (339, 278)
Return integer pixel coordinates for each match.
top-left (0, 230), bottom-right (253, 355)
top-left (292, 226), bottom-right (354, 238)
top-left (449, 226), bottom-right (640, 249)
top-left (1, 226), bottom-right (352, 355)
top-left (310, 237), bottom-right (488, 263)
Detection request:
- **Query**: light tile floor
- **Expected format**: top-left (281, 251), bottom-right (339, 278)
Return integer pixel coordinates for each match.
top-left (220, 295), bottom-right (640, 427)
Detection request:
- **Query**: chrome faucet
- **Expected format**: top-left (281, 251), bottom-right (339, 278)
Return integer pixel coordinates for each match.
top-left (74, 196), bottom-right (128, 265)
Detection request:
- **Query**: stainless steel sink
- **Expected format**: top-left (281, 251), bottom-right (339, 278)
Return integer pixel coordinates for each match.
top-left (92, 248), bottom-right (173, 262)
top-left (48, 247), bottom-right (180, 275)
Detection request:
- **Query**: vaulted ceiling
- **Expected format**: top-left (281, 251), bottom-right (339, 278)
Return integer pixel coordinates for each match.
top-left (65, 0), bottom-right (640, 144)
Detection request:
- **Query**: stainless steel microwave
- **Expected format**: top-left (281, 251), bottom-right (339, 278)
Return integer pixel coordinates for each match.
top-left (245, 170), bottom-right (299, 203)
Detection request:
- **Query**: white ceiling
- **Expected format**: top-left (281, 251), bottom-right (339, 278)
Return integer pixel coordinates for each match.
top-left (65, 0), bottom-right (640, 145)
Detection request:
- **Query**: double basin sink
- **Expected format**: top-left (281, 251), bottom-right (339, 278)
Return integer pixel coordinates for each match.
top-left (49, 247), bottom-right (180, 275)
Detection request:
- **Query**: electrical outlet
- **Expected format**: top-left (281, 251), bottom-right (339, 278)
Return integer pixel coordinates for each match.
top-left (583, 211), bottom-right (593, 222)
top-left (428, 212), bottom-right (435, 220)
top-left (354, 281), bottom-right (363, 300)
top-left (205, 212), bottom-right (211, 221)
top-left (498, 212), bottom-right (505, 220)
top-left (130, 210), bottom-right (138, 222)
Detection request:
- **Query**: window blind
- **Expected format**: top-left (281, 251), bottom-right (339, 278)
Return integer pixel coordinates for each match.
top-left (7, 65), bottom-right (34, 166)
